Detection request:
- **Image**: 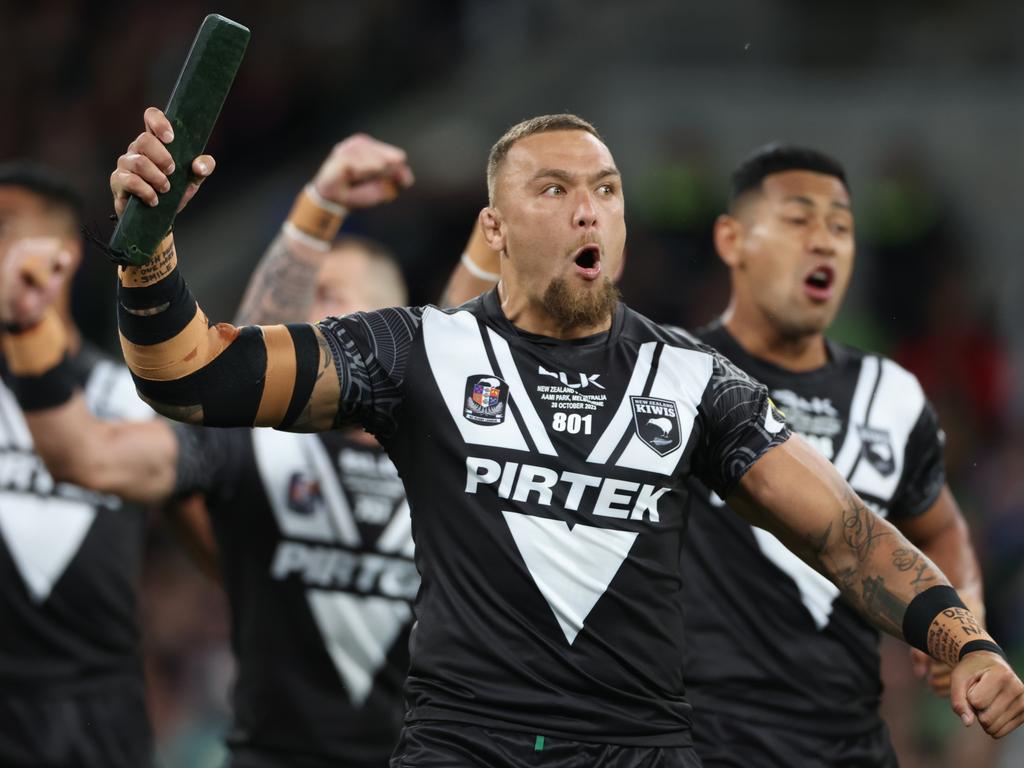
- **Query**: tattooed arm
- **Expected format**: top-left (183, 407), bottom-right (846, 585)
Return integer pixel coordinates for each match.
top-left (235, 134), bottom-right (413, 325)
top-left (728, 435), bottom-right (1024, 738)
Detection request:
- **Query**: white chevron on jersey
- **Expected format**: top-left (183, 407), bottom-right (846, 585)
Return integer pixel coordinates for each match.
top-left (0, 492), bottom-right (95, 603)
top-left (748, 355), bottom-right (882, 630)
top-left (830, 356), bottom-right (880, 477)
top-left (848, 359), bottom-right (925, 500)
top-left (0, 378), bottom-right (32, 449)
top-left (486, 328), bottom-right (558, 456)
top-left (587, 342), bottom-right (657, 464)
top-left (376, 500), bottom-right (414, 558)
top-left (750, 526), bottom-right (837, 630)
top-left (0, 366), bottom-right (148, 604)
top-left (300, 436), bottom-right (360, 547)
top-left (422, 308), bottom-right (530, 451)
top-left (502, 511), bottom-right (637, 644)
top-left (615, 346), bottom-right (712, 476)
top-left (307, 590), bottom-right (412, 705)
top-left (253, 429), bottom-right (337, 542)
top-left (253, 427), bottom-right (415, 704)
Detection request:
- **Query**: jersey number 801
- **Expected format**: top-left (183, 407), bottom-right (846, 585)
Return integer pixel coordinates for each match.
top-left (551, 412), bottom-right (593, 434)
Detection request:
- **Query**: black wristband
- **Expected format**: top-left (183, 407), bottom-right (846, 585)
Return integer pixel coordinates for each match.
top-left (959, 639), bottom-right (1007, 661)
top-left (10, 354), bottom-right (76, 411)
top-left (902, 585), bottom-right (967, 654)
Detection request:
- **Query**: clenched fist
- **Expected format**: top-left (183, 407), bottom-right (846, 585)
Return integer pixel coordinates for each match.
top-left (310, 134), bottom-right (414, 210)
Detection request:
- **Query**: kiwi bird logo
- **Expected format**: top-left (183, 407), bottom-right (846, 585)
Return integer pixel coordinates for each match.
top-left (631, 396), bottom-right (682, 456)
top-left (647, 417), bottom-right (673, 437)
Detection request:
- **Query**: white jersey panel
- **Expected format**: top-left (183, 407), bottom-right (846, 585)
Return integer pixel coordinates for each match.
top-left (587, 342), bottom-right (657, 464)
top-left (848, 359), bottom-right (925, 500)
top-left (502, 511), bottom-right (638, 645)
top-left (615, 346), bottom-right (712, 476)
top-left (422, 308), bottom-right (530, 452)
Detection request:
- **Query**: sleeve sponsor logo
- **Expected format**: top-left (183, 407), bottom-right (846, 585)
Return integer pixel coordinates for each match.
top-left (464, 375), bottom-right (509, 426)
top-left (630, 396), bottom-right (681, 456)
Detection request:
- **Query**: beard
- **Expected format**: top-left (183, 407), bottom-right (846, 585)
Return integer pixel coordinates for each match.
top-left (540, 276), bottom-right (619, 331)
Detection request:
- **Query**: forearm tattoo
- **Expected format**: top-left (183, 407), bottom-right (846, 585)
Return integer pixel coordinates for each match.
top-left (234, 234), bottom-right (319, 325)
top-left (808, 492), bottom-right (946, 641)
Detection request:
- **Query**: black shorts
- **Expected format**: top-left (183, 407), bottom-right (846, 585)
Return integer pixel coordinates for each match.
top-left (0, 680), bottom-right (153, 768)
top-left (229, 744), bottom-right (389, 768)
top-left (390, 721), bottom-right (702, 768)
top-left (691, 707), bottom-right (898, 768)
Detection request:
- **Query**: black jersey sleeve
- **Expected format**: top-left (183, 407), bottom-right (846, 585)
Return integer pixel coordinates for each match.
top-left (316, 307), bottom-right (425, 440)
top-left (692, 350), bottom-right (791, 498)
top-left (889, 400), bottom-right (946, 519)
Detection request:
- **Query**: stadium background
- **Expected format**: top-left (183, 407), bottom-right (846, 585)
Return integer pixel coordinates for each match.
top-left (3, 1), bottom-right (1023, 765)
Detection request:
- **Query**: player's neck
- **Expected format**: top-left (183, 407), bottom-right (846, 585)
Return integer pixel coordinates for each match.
top-left (497, 281), bottom-right (612, 340)
top-left (721, 303), bottom-right (828, 373)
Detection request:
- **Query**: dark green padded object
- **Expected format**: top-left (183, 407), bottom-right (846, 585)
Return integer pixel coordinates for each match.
top-left (108, 14), bottom-right (250, 265)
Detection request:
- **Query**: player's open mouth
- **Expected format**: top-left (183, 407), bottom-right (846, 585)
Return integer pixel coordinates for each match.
top-left (803, 264), bottom-right (835, 301)
top-left (573, 245), bottom-right (602, 280)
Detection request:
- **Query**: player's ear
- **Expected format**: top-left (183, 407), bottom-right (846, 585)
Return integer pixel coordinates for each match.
top-left (479, 207), bottom-right (506, 256)
top-left (713, 214), bottom-right (742, 269)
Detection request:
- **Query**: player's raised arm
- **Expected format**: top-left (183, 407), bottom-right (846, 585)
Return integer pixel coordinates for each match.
top-left (439, 217), bottom-right (501, 308)
top-left (234, 134), bottom-right (413, 325)
top-left (725, 431), bottom-right (1023, 738)
top-left (111, 108), bottom-right (343, 432)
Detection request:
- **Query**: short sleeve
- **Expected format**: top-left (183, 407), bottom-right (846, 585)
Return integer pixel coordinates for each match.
top-left (691, 350), bottom-right (791, 498)
top-left (889, 400), bottom-right (946, 519)
top-left (316, 307), bottom-right (425, 439)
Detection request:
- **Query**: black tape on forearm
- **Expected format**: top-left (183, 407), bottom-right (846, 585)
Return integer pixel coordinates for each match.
top-left (117, 267), bottom-right (198, 346)
top-left (10, 354), bottom-right (76, 411)
top-left (903, 585), bottom-right (966, 653)
top-left (278, 323), bottom-right (320, 429)
top-left (960, 639), bottom-right (1007, 661)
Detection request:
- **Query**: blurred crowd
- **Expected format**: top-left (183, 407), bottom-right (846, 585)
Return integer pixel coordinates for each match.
top-left (3, 1), bottom-right (1024, 766)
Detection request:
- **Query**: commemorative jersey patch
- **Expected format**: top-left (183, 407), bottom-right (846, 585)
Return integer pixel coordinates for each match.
top-left (464, 375), bottom-right (509, 426)
top-left (630, 396), bottom-right (681, 456)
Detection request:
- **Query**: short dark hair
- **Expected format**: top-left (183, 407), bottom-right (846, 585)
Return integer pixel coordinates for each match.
top-left (729, 144), bottom-right (849, 208)
top-left (487, 114), bottom-right (602, 203)
top-left (0, 161), bottom-right (84, 225)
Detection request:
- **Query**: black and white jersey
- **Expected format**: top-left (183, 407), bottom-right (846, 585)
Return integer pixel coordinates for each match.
top-left (682, 322), bottom-right (945, 736)
top-left (180, 426), bottom-right (416, 766)
top-left (315, 289), bottom-right (789, 746)
top-left (0, 346), bottom-right (153, 688)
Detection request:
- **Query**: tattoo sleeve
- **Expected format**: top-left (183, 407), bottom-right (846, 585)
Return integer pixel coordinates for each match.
top-left (808, 492), bottom-right (960, 652)
top-left (234, 233), bottom-right (321, 325)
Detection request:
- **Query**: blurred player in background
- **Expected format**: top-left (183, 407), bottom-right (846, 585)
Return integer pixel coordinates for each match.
top-left (0, 163), bottom-right (157, 767)
top-left (99, 108), bottom-right (1024, 767)
top-left (679, 145), bottom-right (990, 767)
top-left (0, 136), bottom-right (417, 768)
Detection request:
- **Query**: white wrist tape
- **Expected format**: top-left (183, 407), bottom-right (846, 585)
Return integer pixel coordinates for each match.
top-left (460, 252), bottom-right (500, 282)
